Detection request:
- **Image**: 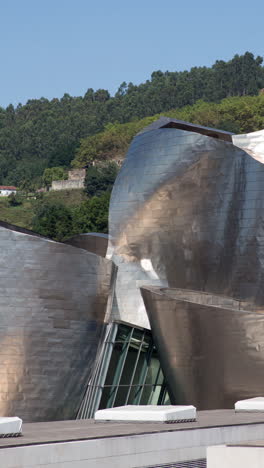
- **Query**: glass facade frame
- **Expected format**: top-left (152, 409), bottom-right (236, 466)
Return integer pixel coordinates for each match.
top-left (78, 321), bottom-right (170, 419)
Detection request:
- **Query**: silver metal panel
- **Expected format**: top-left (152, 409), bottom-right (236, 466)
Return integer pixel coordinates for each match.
top-left (108, 117), bottom-right (264, 409)
top-left (233, 129), bottom-right (264, 163)
top-left (141, 286), bottom-right (264, 410)
top-left (65, 233), bottom-right (109, 257)
top-left (108, 120), bottom-right (264, 328)
top-left (0, 226), bottom-right (113, 422)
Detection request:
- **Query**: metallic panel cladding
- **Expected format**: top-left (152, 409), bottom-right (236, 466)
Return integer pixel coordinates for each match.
top-left (108, 120), bottom-right (264, 329)
top-left (141, 286), bottom-right (264, 410)
top-left (0, 226), bottom-right (114, 422)
top-left (65, 233), bottom-right (109, 257)
top-left (108, 117), bottom-right (264, 408)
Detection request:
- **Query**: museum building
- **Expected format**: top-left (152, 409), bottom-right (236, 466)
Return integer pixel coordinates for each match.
top-left (1, 117), bottom-right (264, 422)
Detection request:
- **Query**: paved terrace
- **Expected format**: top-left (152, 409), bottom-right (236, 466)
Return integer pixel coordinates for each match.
top-left (1, 410), bottom-right (264, 448)
top-left (2, 410), bottom-right (264, 467)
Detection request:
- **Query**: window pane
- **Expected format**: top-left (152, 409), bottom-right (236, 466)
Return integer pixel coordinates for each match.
top-left (138, 384), bottom-right (153, 405)
top-left (131, 351), bottom-right (146, 385)
top-left (115, 324), bottom-right (131, 343)
top-left (119, 345), bottom-right (140, 385)
top-left (99, 386), bottom-right (117, 409)
top-left (127, 385), bottom-right (142, 404)
top-left (114, 386), bottom-right (129, 407)
top-left (104, 344), bottom-right (122, 385)
top-left (141, 333), bottom-right (152, 349)
top-left (146, 385), bottom-right (164, 405)
top-left (131, 327), bottom-right (144, 343)
top-left (144, 356), bottom-right (160, 386)
top-left (161, 390), bottom-right (171, 405)
top-left (156, 365), bottom-right (165, 385)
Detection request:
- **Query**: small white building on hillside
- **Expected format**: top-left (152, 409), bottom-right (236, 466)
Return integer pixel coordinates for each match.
top-left (0, 186), bottom-right (17, 197)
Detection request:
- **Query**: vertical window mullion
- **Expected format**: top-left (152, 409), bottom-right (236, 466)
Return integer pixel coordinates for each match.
top-left (133, 338), bottom-right (154, 405)
top-left (107, 326), bottom-right (134, 408)
top-left (124, 330), bottom-right (146, 405)
top-left (147, 362), bottom-right (162, 405)
top-left (158, 382), bottom-right (168, 405)
top-left (90, 323), bottom-right (118, 415)
top-left (77, 322), bottom-right (118, 419)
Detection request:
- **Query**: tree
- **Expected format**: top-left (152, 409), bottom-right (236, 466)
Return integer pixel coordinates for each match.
top-left (0, 52), bottom-right (263, 189)
top-left (42, 167), bottom-right (67, 188)
top-left (8, 192), bottom-right (23, 206)
top-left (94, 89), bottom-right (110, 103)
top-left (72, 192), bottom-right (110, 234)
top-left (32, 202), bottom-right (73, 241)
top-left (84, 162), bottom-right (119, 197)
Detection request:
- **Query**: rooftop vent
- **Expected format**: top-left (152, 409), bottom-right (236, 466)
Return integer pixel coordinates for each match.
top-left (95, 405), bottom-right (196, 423)
top-left (235, 397), bottom-right (264, 412)
top-left (0, 417), bottom-right (22, 437)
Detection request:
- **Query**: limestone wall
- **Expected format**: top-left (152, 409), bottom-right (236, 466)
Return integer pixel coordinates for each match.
top-left (51, 179), bottom-right (85, 191)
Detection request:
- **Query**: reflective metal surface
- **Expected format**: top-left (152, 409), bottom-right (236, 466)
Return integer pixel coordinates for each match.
top-left (232, 128), bottom-right (264, 163)
top-left (0, 224), bottom-right (113, 422)
top-left (65, 232), bottom-right (109, 257)
top-left (141, 286), bottom-right (264, 410)
top-left (107, 117), bottom-right (264, 409)
top-left (108, 117), bottom-right (264, 329)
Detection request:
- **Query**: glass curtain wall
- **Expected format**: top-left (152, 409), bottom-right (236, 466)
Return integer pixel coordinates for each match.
top-left (78, 322), bottom-right (170, 419)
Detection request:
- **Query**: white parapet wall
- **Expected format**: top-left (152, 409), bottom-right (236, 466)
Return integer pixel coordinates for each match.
top-left (207, 444), bottom-right (264, 468)
top-left (2, 421), bottom-right (264, 468)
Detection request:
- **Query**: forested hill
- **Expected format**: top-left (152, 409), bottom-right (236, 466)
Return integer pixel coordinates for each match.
top-left (0, 51), bottom-right (264, 189)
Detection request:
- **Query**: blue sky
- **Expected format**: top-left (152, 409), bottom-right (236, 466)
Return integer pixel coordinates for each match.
top-left (0, 0), bottom-right (263, 108)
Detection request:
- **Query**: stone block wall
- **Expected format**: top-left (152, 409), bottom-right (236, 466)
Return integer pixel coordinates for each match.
top-left (51, 179), bottom-right (85, 191)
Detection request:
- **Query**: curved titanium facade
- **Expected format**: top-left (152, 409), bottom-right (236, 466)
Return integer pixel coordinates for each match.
top-left (65, 233), bottom-right (109, 257)
top-left (0, 225), bottom-right (113, 422)
top-left (141, 286), bottom-right (264, 410)
top-left (108, 118), bottom-right (264, 329)
top-left (107, 117), bottom-right (264, 409)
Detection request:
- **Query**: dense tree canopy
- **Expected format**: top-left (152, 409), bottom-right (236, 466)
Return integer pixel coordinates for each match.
top-left (1, 52), bottom-right (264, 240)
top-left (84, 162), bottom-right (119, 197)
top-left (72, 94), bottom-right (264, 167)
top-left (32, 202), bottom-right (74, 241)
top-left (31, 191), bottom-right (110, 241)
top-left (71, 192), bottom-right (110, 235)
top-left (42, 167), bottom-right (67, 188)
top-left (0, 52), bottom-right (263, 189)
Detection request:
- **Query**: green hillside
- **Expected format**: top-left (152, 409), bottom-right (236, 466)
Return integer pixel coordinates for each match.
top-left (0, 52), bottom-right (263, 191)
top-left (0, 189), bottom-right (86, 230)
top-left (1, 93), bottom-right (264, 240)
top-left (0, 197), bottom-right (34, 228)
top-left (72, 95), bottom-right (264, 168)
top-left (1, 52), bottom-right (264, 240)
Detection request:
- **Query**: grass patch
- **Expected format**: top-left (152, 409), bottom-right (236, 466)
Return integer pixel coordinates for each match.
top-left (0, 198), bottom-right (35, 229)
top-left (43, 189), bottom-right (86, 207)
top-left (0, 189), bottom-right (85, 230)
